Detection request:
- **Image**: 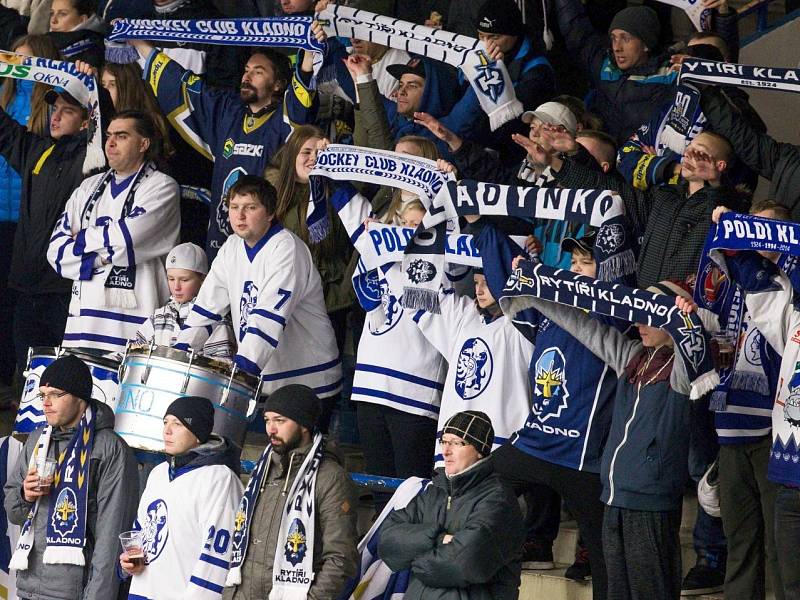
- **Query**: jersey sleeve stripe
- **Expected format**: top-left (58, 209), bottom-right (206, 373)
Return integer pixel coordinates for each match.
top-left (245, 326), bottom-right (279, 348)
top-left (251, 308), bottom-right (287, 328)
top-left (198, 553), bottom-right (230, 569)
top-left (192, 304), bottom-right (224, 321)
top-left (355, 363), bottom-right (445, 390)
top-left (189, 575), bottom-right (224, 594)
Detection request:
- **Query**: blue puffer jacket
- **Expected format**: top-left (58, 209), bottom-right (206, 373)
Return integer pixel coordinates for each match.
top-left (0, 79), bottom-right (33, 223)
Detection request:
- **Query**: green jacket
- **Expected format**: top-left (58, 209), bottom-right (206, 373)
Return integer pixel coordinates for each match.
top-left (378, 459), bottom-right (524, 600)
top-left (265, 168), bottom-right (356, 313)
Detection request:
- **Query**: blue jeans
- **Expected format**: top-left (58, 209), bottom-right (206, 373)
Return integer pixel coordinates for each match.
top-left (775, 486), bottom-right (800, 598)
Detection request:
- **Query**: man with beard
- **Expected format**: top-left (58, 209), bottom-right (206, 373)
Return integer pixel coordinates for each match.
top-left (223, 384), bottom-right (358, 599)
top-left (130, 28), bottom-right (324, 259)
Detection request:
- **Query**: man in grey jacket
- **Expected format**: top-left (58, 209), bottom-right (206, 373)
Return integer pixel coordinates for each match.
top-left (224, 384), bottom-right (358, 600)
top-left (3, 354), bottom-right (138, 600)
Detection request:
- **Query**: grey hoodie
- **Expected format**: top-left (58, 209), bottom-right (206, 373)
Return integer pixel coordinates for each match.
top-left (4, 401), bottom-right (138, 600)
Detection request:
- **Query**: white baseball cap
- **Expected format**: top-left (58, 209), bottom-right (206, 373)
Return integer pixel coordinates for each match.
top-left (166, 243), bottom-right (208, 275)
top-left (521, 101), bottom-right (578, 136)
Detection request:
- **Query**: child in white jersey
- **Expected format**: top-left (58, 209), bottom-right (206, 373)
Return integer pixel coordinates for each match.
top-left (135, 243), bottom-right (235, 360)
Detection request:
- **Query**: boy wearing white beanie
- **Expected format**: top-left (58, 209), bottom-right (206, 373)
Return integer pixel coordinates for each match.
top-left (134, 242), bottom-right (235, 359)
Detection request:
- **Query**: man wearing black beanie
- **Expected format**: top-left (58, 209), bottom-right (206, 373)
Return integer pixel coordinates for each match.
top-left (551, 0), bottom-right (679, 144)
top-left (224, 384), bottom-right (358, 599)
top-left (119, 394), bottom-right (244, 598)
top-left (3, 354), bottom-right (138, 600)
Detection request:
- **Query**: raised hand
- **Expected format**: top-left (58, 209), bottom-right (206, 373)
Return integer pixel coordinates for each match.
top-left (711, 205), bottom-right (731, 224)
top-left (682, 148), bottom-right (721, 183)
top-left (414, 112), bottom-right (462, 151)
top-left (343, 54), bottom-right (372, 79)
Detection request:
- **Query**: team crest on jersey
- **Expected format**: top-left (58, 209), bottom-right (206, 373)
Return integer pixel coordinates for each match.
top-left (455, 337), bottom-right (493, 400)
top-left (596, 224), bottom-right (625, 254)
top-left (51, 488), bottom-right (79, 537)
top-left (142, 499), bottom-right (169, 564)
top-left (532, 347), bottom-right (569, 422)
top-left (239, 281), bottom-right (258, 342)
top-left (217, 167), bottom-right (247, 235)
top-left (743, 327), bottom-right (762, 366)
top-left (370, 277), bottom-right (403, 335)
top-left (284, 518), bottom-right (307, 566)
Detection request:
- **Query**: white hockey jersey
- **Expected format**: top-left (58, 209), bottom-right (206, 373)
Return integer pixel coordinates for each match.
top-left (128, 460), bottom-right (243, 600)
top-left (177, 223), bottom-right (342, 396)
top-left (742, 273), bottom-right (800, 487)
top-left (335, 189), bottom-right (446, 419)
top-left (47, 164), bottom-right (180, 353)
top-left (416, 290), bottom-right (533, 465)
top-left (135, 297), bottom-right (236, 360)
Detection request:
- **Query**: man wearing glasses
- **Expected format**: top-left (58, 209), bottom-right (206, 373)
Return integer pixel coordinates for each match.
top-left (3, 353), bottom-right (137, 600)
top-left (378, 410), bottom-right (525, 599)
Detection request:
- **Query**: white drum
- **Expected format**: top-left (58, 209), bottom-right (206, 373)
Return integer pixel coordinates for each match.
top-left (14, 347), bottom-right (120, 435)
top-left (115, 344), bottom-right (260, 453)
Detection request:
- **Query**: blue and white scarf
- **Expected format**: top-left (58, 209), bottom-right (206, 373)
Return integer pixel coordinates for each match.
top-left (500, 260), bottom-right (719, 399)
top-left (316, 5), bottom-right (522, 130)
top-left (402, 180), bottom-right (636, 313)
top-left (108, 17), bottom-right (324, 52)
top-left (0, 52), bottom-right (104, 174)
top-left (227, 433), bottom-right (324, 600)
top-left (310, 144), bottom-right (455, 247)
top-left (679, 59), bottom-right (800, 93)
top-left (695, 213), bottom-right (800, 407)
top-left (653, 0), bottom-right (712, 31)
top-left (9, 404), bottom-right (96, 570)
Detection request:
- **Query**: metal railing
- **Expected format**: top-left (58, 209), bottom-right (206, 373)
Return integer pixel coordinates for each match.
top-left (737, 0), bottom-right (796, 36)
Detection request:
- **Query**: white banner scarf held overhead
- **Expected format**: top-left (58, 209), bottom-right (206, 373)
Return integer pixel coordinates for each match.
top-left (0, 53), bottom-right (104, 174)
top-left (316, 5), bottom-right (523, 130)
top-left (652, 0), bottom-right (712, 31)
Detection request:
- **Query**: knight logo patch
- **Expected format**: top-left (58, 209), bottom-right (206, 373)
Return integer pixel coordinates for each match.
top-left (677, 314), bottom-right (706, 370)
top-left (505, 268), bottom-right (535, 293)
top-left (51, 488), bottom-right (79, 537)
top-left (239, 281), bottom-right (258, 342)
top-left (284, 518), bottom-right (307, 566)
top-left (455, 337), bottom-right (493, 400)
top-left (596, 224), bottom-right (625, 254)
top-left (142, 499), bottom-right (169, 564)
top-left (473, 50), bottom-right (505, 103)
top-left (532, 347), bottom-right (569, 422)
top-left (406, 259), bottom-right (437, 284)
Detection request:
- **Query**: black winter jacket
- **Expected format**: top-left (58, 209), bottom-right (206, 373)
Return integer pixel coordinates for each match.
top-left (552, 156), bottom-right (745, 288)
top-left (0, 107), bottom-right (92, 296)
top-left (378, 459), bottom-right (524, 600)
top-left (700, 86), bottom-right (800, 217)
top-left (553, 0), bottom-right (677, 144)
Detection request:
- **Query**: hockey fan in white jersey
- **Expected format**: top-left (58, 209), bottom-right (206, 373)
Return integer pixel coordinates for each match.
top-left (47, 110), bottom-right (180, 353)
top-left (135, 242), bottom-right (235, 360)
top-left (414, 269), bottom-right (533, 466)
top-left (175, 175), bottom-right (341, 400)
top-left (120, 395), bottom-right (243, 600)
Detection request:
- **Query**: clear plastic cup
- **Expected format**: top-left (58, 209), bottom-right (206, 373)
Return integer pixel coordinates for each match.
top-left (713, 333), bottom-right (737, 371)
top-left (119, 530), bottom-right (145, 568)
top-left (36, 458), bottom-right (57, 493)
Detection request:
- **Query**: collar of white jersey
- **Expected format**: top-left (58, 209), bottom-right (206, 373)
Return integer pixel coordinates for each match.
top-left (244, 221), bottom-right (284, 263)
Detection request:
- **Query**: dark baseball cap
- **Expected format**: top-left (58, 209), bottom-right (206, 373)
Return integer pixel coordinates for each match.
top-left (44, 87), bottom-right (83, 108)
top-left (387, 58), bottom-right (426, 81)
top-left (561, 230), bottom-right (597, 254)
